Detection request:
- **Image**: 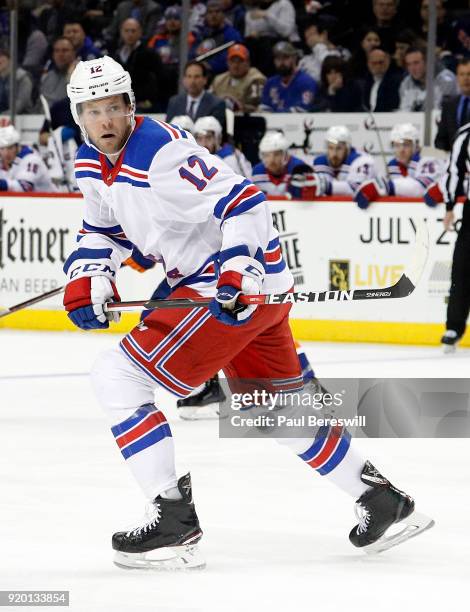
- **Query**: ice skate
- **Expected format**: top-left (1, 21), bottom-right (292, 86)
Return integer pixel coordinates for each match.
top-left (177, 375), bottom-right (225, 420)
top-left (113, 473), bottom-right (205, 570)
top-left (349, 461), bottom-right (434, 554)
top-left (441, 330), bottom-right (460, 354)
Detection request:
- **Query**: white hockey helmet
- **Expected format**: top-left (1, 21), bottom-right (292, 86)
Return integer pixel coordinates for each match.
top-left (67, 57), bottom-right (135, 146)
top-left (0, 125), bottom-right (20, 147)
top-left (193, 116), bottom-right (223, 142)
top-left (171, 115), bottom-right (195, 133)
top-left (325, 125), bottom-right (352, 147)
top-left (390, 123), bottom-right (419, 147)
top-left (258, 131), bottom-right (289, 154)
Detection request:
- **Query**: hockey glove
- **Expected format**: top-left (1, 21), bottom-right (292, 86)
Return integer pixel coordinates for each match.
top-left (64, 276), bottom-right (121, 330)
top-left (288, 166), bottom-right (331, 200)
top-left (354, 177), bottom-right (392, 209)
top-left (209, 256), bottom-right (264, 326)
top-left (424, 182), bottom-right (444, 208)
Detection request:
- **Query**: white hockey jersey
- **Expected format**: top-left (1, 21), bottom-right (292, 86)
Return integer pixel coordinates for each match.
top-left (387, 152), bottom-right (445, 197)
top-left (252, 155), bottom-right (305, 196)
top-left (0, 145), bottom-right (56, 192)
top-left (217, 143), bottom-right (252, 179)
top-left (313, 148), bottom-right (377, 195)
top-left (66, 117), bottom-right (292, 297)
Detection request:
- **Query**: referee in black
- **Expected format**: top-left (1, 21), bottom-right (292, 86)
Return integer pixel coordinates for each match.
top-left (440, 122), bottom-right (470, 351)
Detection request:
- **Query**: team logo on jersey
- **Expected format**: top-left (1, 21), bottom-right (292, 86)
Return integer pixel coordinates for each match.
top-left (329, 260), bottom-right (350, 291)
top-left (167, 267), bottom-right (184, 279)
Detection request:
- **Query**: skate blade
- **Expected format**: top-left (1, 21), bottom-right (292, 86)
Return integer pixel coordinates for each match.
top-left (178, 402), bottom-right (223, 421)
top-left (113, 542), bottom-right (206, 570)
top-left (363, 511), bottom-right (435, 555)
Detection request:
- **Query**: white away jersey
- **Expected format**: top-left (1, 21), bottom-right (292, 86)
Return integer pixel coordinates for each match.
top-left (0, 145), bottom-right (56, 192)
top-left (313, 148), bottom-right (377, 195)
top-left (387, 152), bottom-right (445, 197)
top-left (69, 116), bottom-right (292, 296)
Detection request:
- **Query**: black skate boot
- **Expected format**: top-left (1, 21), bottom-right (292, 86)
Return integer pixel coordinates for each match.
top-left (349, 461), bottom-right (434, 554)
top-left (441, 330), bottom-right (461, 354)
top-left (177, 375), bottom-right (226, 420)
top-left (112, 473), bottom-right (204, 569)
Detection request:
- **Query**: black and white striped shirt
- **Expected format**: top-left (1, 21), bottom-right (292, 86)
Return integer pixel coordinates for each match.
top-left (443, 122), bottom-right (470, 211)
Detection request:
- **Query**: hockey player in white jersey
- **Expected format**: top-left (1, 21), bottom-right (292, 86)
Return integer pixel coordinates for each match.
top-left (63, 56), bottom-right (433, 569)
top-left (193, 116), bottom-right (252, 178)
top-left (252, 131), bottom-right (327, 199)
top-left (355, 123), bottom-right (445, 208)
top-left (0, 125), bottom-right (56, 192)
top-left (312, 125), bottom-right (378, 196)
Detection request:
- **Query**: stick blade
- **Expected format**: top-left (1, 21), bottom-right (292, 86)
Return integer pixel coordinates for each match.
top-left (401, 218), bottom-right (429, 292)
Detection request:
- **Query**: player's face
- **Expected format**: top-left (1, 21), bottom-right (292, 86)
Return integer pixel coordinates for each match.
top-left (0, 144), bottom-right (18, 167)
top-left (196, 132), bottom-right (217, 153)
top-left (80, 95), bottom-right (132, 154)
top-left (327, 142), bottom-right (348, 168)
top-left (262, 151), bottom-right (287, 175)
top-left (393, 140), bottom-right (414, 164)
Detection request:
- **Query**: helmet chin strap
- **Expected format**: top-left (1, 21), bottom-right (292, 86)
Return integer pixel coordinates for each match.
top-left (80, 109), bottom-right (136, 157)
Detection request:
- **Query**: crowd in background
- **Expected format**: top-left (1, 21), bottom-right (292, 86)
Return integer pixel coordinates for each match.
top-left (2, 0), bottom-right (470, 118)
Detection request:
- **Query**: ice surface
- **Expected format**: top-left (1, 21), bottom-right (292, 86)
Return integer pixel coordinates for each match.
top-left (0, 330), bottom-right (469, 611)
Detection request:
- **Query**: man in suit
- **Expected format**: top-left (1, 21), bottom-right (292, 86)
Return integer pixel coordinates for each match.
top-left (435, 58), bottom-right (470, 152)
top-left (360, 47), bottom-right (403, 112)
top-left (166, 60), bottom-right (226, 128)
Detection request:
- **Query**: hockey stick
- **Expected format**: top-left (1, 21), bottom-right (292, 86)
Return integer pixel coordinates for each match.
top-left (195, 41), bottom-right (235, 63)
top-left (40, 95), bottom-right (72, 193)
top-left (363, 105), bottom-right (390, 179)
top-left (0, 285), bottom-right (64, 319)
top-left (104, 220), bottom-right (429, 314)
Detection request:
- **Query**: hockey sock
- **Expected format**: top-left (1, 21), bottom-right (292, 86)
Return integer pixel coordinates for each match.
top-left (277, 425), bottom-right (371, 498)
top-left (295, 341), bottom-right (315, 384)
top-left (111, 403), bottom-right (179, 500)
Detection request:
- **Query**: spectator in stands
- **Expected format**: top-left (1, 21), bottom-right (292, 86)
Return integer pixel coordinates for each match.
top-left (0, 49), bottom-right (34, 115)
top-left (399, 46), bottom-right (458, 111)
top-left (312, 125), bottom-right (378, 195)
top-left (18, 9), bottom-right (48, 82)
top-left (313, 56), bottom-right (363, 112)
top-left (148, 5), bottom-right (195, 66)
top-left (114, 18), bottom-right (166, 111)
top-left (298, 14), bottom-right (351, 83)
top-left (435, 58), bottom-right (470, 152)
top-left (0, 125), bottom-right (56, 192)
top-left (37, 0), bottom-right (87, 43)
top-left (244, 0), bottom-right (298, 76)
top-left (393, 29), bottom-right (419, 71)
top-left (252, 130), bottom-right (307, 196)
top-left (452, 19), bottom-right (470, 59)
top-left (63, 17), bottom-right (102, 61)
top-left (210, 43), bottom-right (266, 112)
top-left (103, 0), bottom-right (162, 51)
top-left (259, 41), bottom-right (317, 112)
top-left (37, 37), bottom-right (78, 109)
top-left (191, 0), bottom-right (242, 75)
top-left (194, 116), bottom-right (252, 177)
top-left (416, 0), bottom-right (455, 56)
top-left (166, 60), bottom-right (226, 127)
top-left (349, 27), bottom-right (382, 80)
top-left (369, 0), bottom-right (405, 53)
top-left (360, 46), bottom-right (403, 112)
